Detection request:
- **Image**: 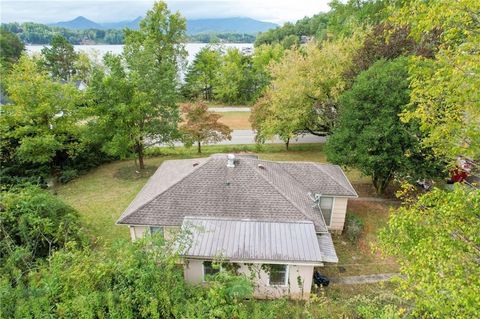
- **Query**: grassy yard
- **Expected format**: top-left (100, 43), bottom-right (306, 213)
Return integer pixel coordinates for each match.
top-left (322, 200), bottom-right (400, 277)
top-left (218, 111), bottom-right (251, 129)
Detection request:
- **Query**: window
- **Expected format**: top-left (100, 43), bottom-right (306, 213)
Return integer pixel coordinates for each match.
top-left (267, 264), bottom-right (288, 286)
top-left (320, 197), bottom-right (334, 226)
top-left (149, 226), bottom-right (164, 238)
top-left (203, 261), bottom-right (220, 281)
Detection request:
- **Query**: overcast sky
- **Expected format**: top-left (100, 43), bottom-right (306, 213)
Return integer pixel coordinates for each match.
top-left (1, 0), bottom-right (332, 25)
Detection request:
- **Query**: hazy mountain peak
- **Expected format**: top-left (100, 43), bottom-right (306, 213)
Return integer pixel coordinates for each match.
top-left (48, 16), bottom-right (277, 34)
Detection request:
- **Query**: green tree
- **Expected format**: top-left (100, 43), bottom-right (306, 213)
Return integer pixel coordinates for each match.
top-left (182, 45), bottom-right (222, 100)
top-left (214, 48), bottom-right (244, 103)
top-left (250, 43), bottom-right (284, 100)
top-left (252, 38), bottom-right (360, 148)
top-left (41, 34), bottom-right (79, 81)
top-left (379, 185), bottom-right (480, 318)
top-left (1, 56), bottom-right (80, 179)
top-left (180, 102), bottom-right (232, 153)
top-left (391, 0), bottom-right (480, 162)
top-left (88, 1), bottom-right (186, 170)
top-left (0, 29), bottom-right (25, 68)
top-left (326, 58), bottom-right (444, 194)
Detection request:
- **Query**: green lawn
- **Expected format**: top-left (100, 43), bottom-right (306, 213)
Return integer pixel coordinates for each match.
top-left (56, 143), bottom-right (369, 244)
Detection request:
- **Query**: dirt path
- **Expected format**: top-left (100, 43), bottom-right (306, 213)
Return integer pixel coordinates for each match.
top-left (331, 273), bottom-right (401, 285)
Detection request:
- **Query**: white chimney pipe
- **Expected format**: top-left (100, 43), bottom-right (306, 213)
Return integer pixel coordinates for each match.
top-left (227, 154), bottom-right (235, 168)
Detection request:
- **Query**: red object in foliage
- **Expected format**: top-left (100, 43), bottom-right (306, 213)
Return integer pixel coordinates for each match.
top-left (451, 169), bottom-right (468, 183)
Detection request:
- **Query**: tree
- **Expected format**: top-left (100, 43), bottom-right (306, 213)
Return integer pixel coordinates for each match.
top-left (0, 29), bottom-right (25, 68)
top-left (250, 43), bottom-right (284, 100)
top-left (41, 34), bottom-right (78, 81)
top-left (391, 0), bottom-right (480, 162)
top-left (182, 45), bottom-right (222, 100)
top-left (180, 102), bottom-right (232, 153)
top-left (251, 38), bottom-right (360, 147)
top-left (213, 48), bottom-right (244, 104)
top-left (325, 58), bottom-right (444, 194)
top-left (1, 56), bottom-right (81, 179)
top-left (379, 185), bottom-right (480, 318)
top-left (88, 1), bottom-right (186, 170)
top-left (344, 22), bottom-right (438, 81)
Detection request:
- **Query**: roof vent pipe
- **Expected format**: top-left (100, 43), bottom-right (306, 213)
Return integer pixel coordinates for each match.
top-left (227, 154), bottom-right (235, 168)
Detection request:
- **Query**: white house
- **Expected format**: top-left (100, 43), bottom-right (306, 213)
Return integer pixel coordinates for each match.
top-left (117, 154), bottom-right (358, 299)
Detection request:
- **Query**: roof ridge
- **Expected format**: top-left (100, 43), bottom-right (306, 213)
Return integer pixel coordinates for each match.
top-left (117, 157), bottom-right (212, 224)
top-left (244, 160), bottom-right (325, 230)
top-left (183, 216), bottom-right (315, 224)
top-left (311, 162), bottom-right (356, 195)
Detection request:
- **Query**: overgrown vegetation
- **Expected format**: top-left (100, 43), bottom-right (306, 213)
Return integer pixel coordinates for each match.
top-left (2, 0), bottom-right (479, 317)
top-left (345, 213), bottom-right (364, 243)
top-left (379, 185), bottom-right (480, 318)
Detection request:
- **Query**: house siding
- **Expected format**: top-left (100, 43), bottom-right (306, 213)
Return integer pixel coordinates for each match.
top-left (129, 225), bottom-right (179, 241)
top-left (183, 259), bottom-right (314, 300)
top-left (328, 197), bottom-right (348, 231)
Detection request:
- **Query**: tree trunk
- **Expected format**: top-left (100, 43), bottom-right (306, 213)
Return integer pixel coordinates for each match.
top-left (285, 138), bottom-right (290, 151)
top-left (372, 172), bottom-right (392, 195)
top-left (197, 141), bottom-right (202, 154)
top-left (136, 142), bottom-right (145, 170)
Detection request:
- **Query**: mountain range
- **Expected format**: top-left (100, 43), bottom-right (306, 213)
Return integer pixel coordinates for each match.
top-left (50, 16), bottom-right (277, 34)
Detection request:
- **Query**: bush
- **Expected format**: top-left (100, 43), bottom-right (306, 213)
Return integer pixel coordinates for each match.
top-left (0, 185), bottom-right (83, 261)
top-left (345, 212), bottom-right (364, 242)
top-left (58, 168), bottom-right (78, 183)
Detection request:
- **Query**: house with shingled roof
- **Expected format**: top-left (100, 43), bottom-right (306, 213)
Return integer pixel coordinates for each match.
top-left (117, 154), bottom-right (357, 299)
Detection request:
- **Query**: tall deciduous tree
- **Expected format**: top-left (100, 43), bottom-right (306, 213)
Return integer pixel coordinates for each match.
top-left (182, 45), bottom-right (222, 100)
top-left (251, 37), bottom-right (360, 146)
top-left (0, 29), bottom-right (25, 68)
top-left (379, 185), bottom-right (480, 318)
top-left (180, 102), bottom-right (232, 153)
top-left (1, 56), bottom-right (80, 178)
top-left (325, 58), bottom-right (444, 194)
top-left (213, 48), bottom-right (245, 104)
top-left (391, 0), bottom-right (480, 162)
top-left (88, 1), bottom-right (186, 170)
top-left (41, 34), bottom-right (78, 81)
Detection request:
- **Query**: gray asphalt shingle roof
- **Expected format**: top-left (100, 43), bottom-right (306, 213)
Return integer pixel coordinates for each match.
top-left (117, 154), bottom-right (357, 232)
top-left (181, 216), bottom-right (324, 264)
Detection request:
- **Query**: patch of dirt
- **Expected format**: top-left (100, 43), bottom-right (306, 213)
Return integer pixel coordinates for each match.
top-left (352, 182), bottom-right (398, 199)
top-left (114, 165), bottom-right (157, 181)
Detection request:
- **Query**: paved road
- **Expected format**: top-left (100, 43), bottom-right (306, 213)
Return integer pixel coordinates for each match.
top-left (223, 129), bottom-right (325, 145)
top-left (159, 130), bottom-right (325, 147)
top-left (208, 107), bottom-right (251, 112)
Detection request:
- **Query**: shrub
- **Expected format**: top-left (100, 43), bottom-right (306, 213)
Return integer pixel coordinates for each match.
top-left (345, 212), bottom-right (364, 242)
top-left (58, 168), bottom-right (79, 184)
top-left (0, 185), bottom-right (83, 261)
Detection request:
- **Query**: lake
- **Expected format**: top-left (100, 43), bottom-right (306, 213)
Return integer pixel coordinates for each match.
top-left (26, 43), bottom-right (254, 65)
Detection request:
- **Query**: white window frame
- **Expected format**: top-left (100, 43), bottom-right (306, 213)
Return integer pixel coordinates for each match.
top-left (319, 197), bottom-right (335, 227)
top-left (149, 226), bottom-right (164, 238)
top-left (202, 261), bottom-right (221, 282)
top-left (267, 264), bottom-right (289, 287)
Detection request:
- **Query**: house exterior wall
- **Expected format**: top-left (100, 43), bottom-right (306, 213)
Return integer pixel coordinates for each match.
top-left (183, 259), bottom-right (315, 300)
top-left (328, 197), bottom-right (349, 232)
top-left (129, 225), bottom-right (179, 241)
